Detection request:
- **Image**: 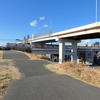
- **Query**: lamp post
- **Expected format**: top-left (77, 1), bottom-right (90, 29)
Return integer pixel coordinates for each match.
top-left (96, 0), bottom-right (98, 22)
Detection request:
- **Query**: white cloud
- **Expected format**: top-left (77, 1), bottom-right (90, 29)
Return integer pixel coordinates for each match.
top-left (43, 24), bottom-right (48, 27)
top-left (30, 20), bottom-right (38, 27)
top-left (40, 17), bottom-right (45, 20)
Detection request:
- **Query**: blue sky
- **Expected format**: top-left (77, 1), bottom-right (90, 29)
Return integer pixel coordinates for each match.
top-left (0, 0), bottom-right (100, 45)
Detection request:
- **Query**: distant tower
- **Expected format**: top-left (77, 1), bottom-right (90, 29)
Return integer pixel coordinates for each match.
top-left (24, 37), bottom-right (27, 43)
top-left (27, 35), bottom-right (30, 39)
top-left (32, 34), bottom-right (36, 40)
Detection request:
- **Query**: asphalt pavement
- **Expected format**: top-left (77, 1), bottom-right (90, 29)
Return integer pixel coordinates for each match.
top-left (3, 50), bottom-right (30, 59)
top-left (2, 51), bottom-right (100, 100)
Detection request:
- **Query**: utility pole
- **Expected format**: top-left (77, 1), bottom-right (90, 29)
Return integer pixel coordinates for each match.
top-left (50, 19), bottom-right (52, 34)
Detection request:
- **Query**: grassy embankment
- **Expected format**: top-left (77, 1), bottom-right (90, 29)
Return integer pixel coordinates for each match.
top-left (11, 50), bottom-right (100, 87)
top-left (15, 50), bottom-right (100, 87)
top-left (45, 62), bottom-right (100, 87)
top-left (0, 51), bottom-right (21, 100)
top-left (25, 52), bottom-right (50, 60)
top-left (12, 50), bottom-right (50, 60)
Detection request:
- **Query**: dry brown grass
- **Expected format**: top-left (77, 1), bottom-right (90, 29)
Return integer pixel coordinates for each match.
top-left (0, 51), bottom-right (22, 100)
top-left (45, 61), bottom-right (100, 87)
top-left (0, 65), bottom-right (21, 86)
top-left (30, 54), bottom-right (50, 60)
top-left (0, 65), bottom-right (21, 99)
top-left (0, 51), bottom-right (3, 59)
top-left (12, 50), bottom-right (50, 60)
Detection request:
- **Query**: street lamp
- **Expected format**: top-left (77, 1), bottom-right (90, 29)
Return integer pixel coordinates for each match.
top-left (96, 0), bottom-right (98, 22)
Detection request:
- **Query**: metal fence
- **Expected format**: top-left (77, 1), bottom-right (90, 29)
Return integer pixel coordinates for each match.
top-left (35, 29), bottom-right (52, 38)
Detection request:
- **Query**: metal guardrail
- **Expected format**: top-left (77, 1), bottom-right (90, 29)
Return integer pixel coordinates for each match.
top-left (31, 45), bottom-right (100, 50)
top-left (78, 46), bottom-right (100, 49)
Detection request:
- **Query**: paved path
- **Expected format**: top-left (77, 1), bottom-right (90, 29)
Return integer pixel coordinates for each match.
top-left (3, 51), bottom-right (100, 100)
top-left (3, 51), bottom-right (30, 59)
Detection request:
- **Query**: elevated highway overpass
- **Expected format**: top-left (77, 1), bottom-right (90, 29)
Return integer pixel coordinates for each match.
top-left (31, 22), bottom-right (100, 63)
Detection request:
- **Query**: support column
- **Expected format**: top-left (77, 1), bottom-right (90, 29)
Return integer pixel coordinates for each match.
top-left (56, 38), bottom-right (80, 64)
top-left (71, 49), bottom-right (73, 62)
top-left (72, 41), bottom-right (77, 62)
top-left (59, 41), bottom-right (65, 64)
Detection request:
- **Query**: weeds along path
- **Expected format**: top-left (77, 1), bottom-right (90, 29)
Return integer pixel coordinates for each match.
top-left (2, 50), bottom-right (54, 77)
top-left (0, 51), bottom-right (21, 100)
top-left (2, 50), bottom-right (100, 100)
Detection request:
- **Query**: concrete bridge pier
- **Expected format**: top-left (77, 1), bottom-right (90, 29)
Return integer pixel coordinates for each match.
top-left (71, 41), bottom-right (78, 63)
top-left (58, 39), bottom-right (80, 64)
top-left (59, 40), bottom-right (65, 64)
